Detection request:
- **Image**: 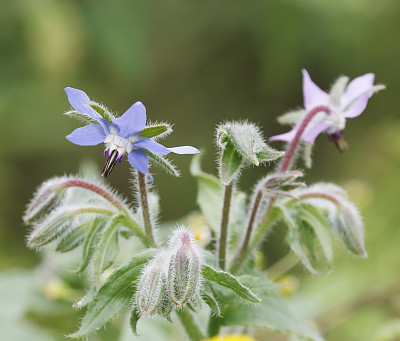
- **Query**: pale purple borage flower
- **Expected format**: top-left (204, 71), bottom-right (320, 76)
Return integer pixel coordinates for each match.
top-left (270, 69), bottom-right (385, 151)
top-left (64, 88), bottom-right (199, 180)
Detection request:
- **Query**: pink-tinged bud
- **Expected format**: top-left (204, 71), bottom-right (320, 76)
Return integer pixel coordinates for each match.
top-left (23, 178), bottom-right (67, 223)
top-left (135, 251), bottom-right (169, 316)
top-left (167, 227), bottom-right (202, 307)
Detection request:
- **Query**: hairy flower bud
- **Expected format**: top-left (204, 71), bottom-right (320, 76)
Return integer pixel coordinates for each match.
top-left (23, 178), bottom-right (67, 223)
top-left (167, 227), bottom-right (202, 307)
top-left (135, 251), bottom-right (169, 316)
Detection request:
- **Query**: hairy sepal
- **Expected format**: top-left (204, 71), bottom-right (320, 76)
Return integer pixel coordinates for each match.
top-left (217, 121), bottom-right (284, 166)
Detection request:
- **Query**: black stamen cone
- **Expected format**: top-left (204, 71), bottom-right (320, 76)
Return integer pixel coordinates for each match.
top-left (102, 150), bottom-right (119, 177)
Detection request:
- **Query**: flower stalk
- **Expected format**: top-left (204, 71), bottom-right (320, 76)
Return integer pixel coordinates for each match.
top-left (218, 182), bottom-right (233, 270)
top-left (176, 309), bottom-right (205, 341)
top-left (279, 105), bottom-right (331, 172)
top-left (138, 171), bottom-right (157, 246)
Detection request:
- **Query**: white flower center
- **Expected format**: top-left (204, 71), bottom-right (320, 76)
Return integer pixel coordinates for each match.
top-left (325, 109), bottom-right (346, 133)
top-left (104, 133), bottom-right (139, 155)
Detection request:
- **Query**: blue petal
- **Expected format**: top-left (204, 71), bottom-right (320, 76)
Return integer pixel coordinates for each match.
top-left (112, 101), bottom-right (146, 138)
top-left (128, 149), bottom-right (153, 181)
top-left (66, 124), bottom-right (106, 146)
top-left (64, 87), bottom-right (111, 133)
top-left (134, 137), bottom-right (171, 156)
top-left (168, 146), bottom-right (200, 154)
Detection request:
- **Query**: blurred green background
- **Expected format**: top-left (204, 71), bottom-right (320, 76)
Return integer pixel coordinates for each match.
top-left (1, 0), bottom-right (400, 340)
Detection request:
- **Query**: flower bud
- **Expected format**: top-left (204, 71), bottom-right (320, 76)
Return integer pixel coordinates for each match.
top-left (167, 227), bottom-right (202, 307)
top-left (135, 251), bottom-right (169, 316)
top-left (23, 178), bottom-right (67, 223)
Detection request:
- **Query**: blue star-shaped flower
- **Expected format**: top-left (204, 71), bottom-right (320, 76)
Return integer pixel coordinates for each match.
top-left (65, 87), bottom-right (199, 180)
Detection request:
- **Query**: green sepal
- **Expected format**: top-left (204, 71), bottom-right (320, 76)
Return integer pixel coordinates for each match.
top-left (202, 264), bottom-right (261, 303)
top-left (129, 307), bottom-right (141, 336)
top-left (88, 101), bottom-right (115, 122)
top-left (64, 110), bottom-right (97, 125)
top-left (201, 287), bottom-right (221, 316)
top-left (55, 222), bottom-right (89, 253)
top-left (147, 152), bottom-right (180, 177)
top-left (70, 249), bottom-right (156, 338)
top-left (139, 124), bottom-right (172, 139)
top-left (217, 122), bottom-right (284, 166)
top-left (219, 140), bottom-right (243, 185)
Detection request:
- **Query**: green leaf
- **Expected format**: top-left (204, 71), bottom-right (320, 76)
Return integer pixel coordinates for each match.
top-left (88, 101), bottom-right (115, 122)
top-left (64, 110), bottom-right (97, 125)
top-left (202, 264), bottom-right (260, 303)
top-left (129, 307), bottom-right (141, 336)
top-left (93, 215), bottom-right (124, 282)
top-left (70, 249), bottom-right (156, 338)
top-left (55, 222), bottom-right (89, 253)
top-left (222, 293), bottom-right (324, 341)
top-left (139, 124), bottom-right (171, 138)
top-left (75, 217), bottom-right (105, 273)
top-left (219, 140), bottom-right (243, 185)
top-left (278, 204), bottom-right (333, 275)
top-left (147, 152), bottom-right (180, 177)
top-left (298, 204), bottom-right (333, 263)
top-left (201, 288), bottom-right (221, 316)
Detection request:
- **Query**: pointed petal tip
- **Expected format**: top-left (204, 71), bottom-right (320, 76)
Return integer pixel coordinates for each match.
top-left (168, 146), bottom-right (200, 154)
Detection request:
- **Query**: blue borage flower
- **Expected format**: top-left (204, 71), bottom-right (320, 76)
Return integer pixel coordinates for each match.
top-left (65, 87), bottom-right (199, 180)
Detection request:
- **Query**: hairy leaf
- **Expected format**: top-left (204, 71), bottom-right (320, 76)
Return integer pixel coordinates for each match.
top-left (75, 217), bottom-right (106, 273)
top-left (93, 215), bottom-right (123, 282)
top-left (202, 265), bottom-right (260, 303)
top-left (55, 222), bottom-right (89, 253)
top-left (222, 294), bottom-right (324, 341)
top-left (70, 249), bottom-right (156, 338)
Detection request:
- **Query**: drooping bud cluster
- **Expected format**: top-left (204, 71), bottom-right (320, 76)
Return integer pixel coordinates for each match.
top-left (134, 227), bottom-right (203, 317)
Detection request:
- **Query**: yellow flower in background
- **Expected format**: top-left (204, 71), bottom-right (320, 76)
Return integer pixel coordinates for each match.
top-left (203, 335), bottom-right (257, 341)
top-left (186, 213), bottom-right (212, 247)
top-left (277, 275), bottom-right (299, 296)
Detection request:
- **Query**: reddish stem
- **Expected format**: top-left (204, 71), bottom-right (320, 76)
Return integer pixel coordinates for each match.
top-left (62, 179), bottom-right (127, 212)
top-left (279, 105), bottom-right (331, 172)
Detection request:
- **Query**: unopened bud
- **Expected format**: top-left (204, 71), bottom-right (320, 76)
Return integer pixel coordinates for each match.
top-left (24, 178), bottom-right (67, 223)
top-left (135, 251), bottom-right (169, 316)
top-left (167, 227), bottom-right (202, 307)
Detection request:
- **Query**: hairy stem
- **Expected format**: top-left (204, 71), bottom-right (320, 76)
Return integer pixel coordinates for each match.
top-left (232, 106), bottom-right (331, 273)
top-left (232, 190), bottom-right (263, 270)
top-left (137, 171), bottom-right (157, 246)
top-left (280, 105), bottom-right (331, 172)
top-left (61, 179), bottom-right (127, 212)
top-left (176, 309), bottom-right (205, 341)
top-left (218, 182), bottom-right (233, 270)
top-left (230, 205), bottom-right (278, 273)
